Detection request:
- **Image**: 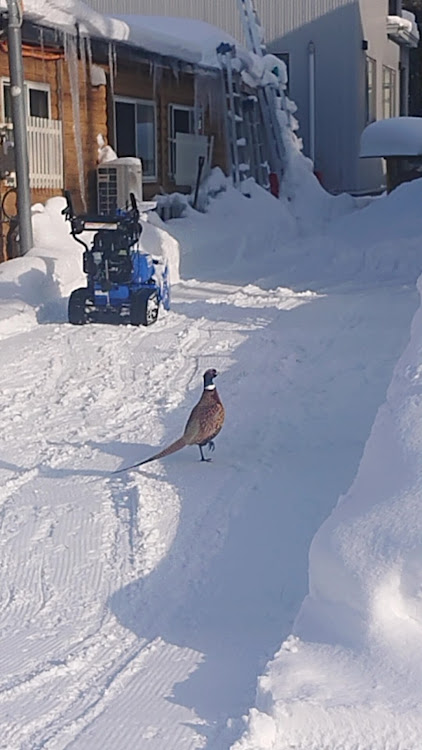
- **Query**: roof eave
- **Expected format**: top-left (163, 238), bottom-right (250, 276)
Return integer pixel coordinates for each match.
top-left (0, 10), bottom-right (221, 75)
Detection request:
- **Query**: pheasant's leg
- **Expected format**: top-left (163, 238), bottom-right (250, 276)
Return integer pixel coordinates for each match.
top-left (208, 441), bottom-right (215, 452)
top-left (199, 445), bottom-right (212, 462)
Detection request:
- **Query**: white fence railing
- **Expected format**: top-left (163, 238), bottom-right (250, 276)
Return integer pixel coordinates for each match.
top-left (27, 116), bottom-right (64, 190)
top-left (0, 117), bottom-right (64, 190)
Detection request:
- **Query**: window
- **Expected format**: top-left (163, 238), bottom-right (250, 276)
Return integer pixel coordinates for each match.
top-left (29, 87), bottom-right (49, 118)
top-left (2, 79), bottom-right (50, 121)
top-left (168, 104), bottom-right (202, 178)
top-left (382, 66), bottom-right (396, 118)
top-left (366, 57), bottom-right (377, 123)
top-left (115, 97), bottom-right (157, 180)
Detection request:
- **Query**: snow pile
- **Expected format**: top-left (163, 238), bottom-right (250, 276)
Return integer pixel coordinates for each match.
top-left (265, 177), bottom-right (422, 289)
top-left (0, 197), bottom-right (84, 336)
top-left (360, 116), bottom-right (422, 158)
top-left (161, 170), bottom-right (422, 289)
top-left (97, 133), bottom-right (118, 164)
top-left (232, 273), bottom-right (422, 750)
top-left (161, 168), bottom-right (367, 284)
top-left (140, 210), bottom-right (181, 284)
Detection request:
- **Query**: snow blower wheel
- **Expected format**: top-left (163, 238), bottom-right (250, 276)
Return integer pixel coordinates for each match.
top-left (130, 288), bottom-right (159, 327)
top-left (68, 288), bottom-right (89, 325)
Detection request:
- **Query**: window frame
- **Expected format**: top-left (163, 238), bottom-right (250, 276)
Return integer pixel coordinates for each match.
top-left (382, 65), bottom-right (396, 119)
top-left (365, 56), bottom-right (377, 124)
top-left (1, 78), bottom-right (51, 121)
top-left (168, 103), bottom-right (203, 179)
top-left (114, 95), bottom-right (157, 182)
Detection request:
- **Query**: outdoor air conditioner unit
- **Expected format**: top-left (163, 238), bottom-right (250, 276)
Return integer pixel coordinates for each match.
top-left (97, 157), bottom-right (143, 215)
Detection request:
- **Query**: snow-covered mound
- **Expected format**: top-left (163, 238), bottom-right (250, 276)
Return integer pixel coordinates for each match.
top-left (233, 276), bottom-right (422, 750)
top-left (166, 172), bottom-right (422, 290)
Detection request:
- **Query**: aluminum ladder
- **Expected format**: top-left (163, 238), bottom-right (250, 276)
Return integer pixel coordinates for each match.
top-left (217, 42), bottom-right (251, 190)
top-left (236, 0), bottom-right (289, 188)
top-left (217, 42), bottom-right (270, 191)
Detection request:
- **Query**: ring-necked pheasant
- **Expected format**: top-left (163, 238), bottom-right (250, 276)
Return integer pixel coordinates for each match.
top-left (115, 368), bottom-right (225, 472)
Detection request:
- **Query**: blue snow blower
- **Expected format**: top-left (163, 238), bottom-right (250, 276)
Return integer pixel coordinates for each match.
top-left (64, 191), bottom-right (170, 326)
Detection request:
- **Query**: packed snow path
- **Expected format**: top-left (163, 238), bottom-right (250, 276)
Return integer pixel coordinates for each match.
top-left (0, 278), bottom-right (416, 749)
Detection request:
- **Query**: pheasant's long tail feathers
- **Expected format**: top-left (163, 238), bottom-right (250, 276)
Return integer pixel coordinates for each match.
top-left (113, 437), bottom-right (187, 473)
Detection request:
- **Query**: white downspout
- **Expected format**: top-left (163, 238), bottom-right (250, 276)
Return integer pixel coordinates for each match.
top-left (308, 41), bottom-right (316, 164)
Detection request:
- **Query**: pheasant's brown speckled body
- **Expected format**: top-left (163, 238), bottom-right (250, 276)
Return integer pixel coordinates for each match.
top-left (184, 385), bottom-right (225, 447)
top-left (120, 369), bottom-right (225, 470)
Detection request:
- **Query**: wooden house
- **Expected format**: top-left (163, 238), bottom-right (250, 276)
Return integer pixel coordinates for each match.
top-left (0, 11), bottom-right (229, 258)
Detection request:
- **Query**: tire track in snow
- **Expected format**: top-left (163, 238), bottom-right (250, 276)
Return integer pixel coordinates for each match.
top-left (0, 292), bottom-right (263, 749)
top-left (0, 311), bottom-right (206, 746)
top-left (0, 628), bottom-right (151, 750)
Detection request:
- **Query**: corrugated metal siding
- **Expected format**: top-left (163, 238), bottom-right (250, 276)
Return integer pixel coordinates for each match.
top-left (89, 0), bottom-right (243, 40)
top-left (86, 0), bottom-right (359, 44)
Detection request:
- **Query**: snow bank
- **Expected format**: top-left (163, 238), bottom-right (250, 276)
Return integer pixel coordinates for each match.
top-left (0, 197), bottom-right (84, 336)
top-left (162, 169), bottom-right (365, 285)
top-left (265, 177), bottom-right (422, 289)
top-left (231, 217), bottom-right (422, 750)
top-left (161, 171), bottom-right (422, 291)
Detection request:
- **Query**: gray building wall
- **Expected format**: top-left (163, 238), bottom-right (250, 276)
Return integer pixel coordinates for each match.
top-left (86, 0), bottom-right (404, 194)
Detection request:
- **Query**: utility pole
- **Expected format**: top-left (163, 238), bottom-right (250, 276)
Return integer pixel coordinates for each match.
top-left (6, 0), bottom-right (33, 254)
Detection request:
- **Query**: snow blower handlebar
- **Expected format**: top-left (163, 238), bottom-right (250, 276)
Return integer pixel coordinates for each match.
top-left (62, 191), bottom-right (142, 245)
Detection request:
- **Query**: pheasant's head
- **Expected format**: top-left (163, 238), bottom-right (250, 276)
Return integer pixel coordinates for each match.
top-left (203, 368), bottom-right (218, 389)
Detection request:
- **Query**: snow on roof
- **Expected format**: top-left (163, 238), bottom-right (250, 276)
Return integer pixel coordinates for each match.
top-left (113, 14), bottom-right (240, 68)
top-left (0, 0), bottom-right (127, 40)
top-left (387, 10), bottom-right (420, 47)
top-left (360, 117), bottom-right (422, 158)
top-left (0, 0), bottom-right (238, 68)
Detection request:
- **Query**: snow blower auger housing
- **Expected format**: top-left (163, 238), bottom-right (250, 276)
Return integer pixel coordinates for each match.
top-left (64, 191), bottom-right (170, 326)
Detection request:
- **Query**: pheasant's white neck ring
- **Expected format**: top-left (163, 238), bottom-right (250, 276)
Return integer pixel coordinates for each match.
top-left (205, 384), bottom-right (216, 391)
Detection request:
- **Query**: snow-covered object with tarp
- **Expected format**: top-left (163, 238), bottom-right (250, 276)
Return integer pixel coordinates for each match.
top-left (64, 191), bottom-right (170, 327)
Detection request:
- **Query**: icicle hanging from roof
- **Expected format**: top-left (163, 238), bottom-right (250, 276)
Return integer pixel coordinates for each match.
top-left (64, 32), bottom-right (86, 210)
top-left (152, 60), bottom-right (163, 98)
top-left (194, 68), bottom-right (225, 135)
top-left (108, 42), bottom-right (117, 99)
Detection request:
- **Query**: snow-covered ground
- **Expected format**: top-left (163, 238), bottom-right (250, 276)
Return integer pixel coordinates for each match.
top-left (1, 172), bottom-right (422, 750)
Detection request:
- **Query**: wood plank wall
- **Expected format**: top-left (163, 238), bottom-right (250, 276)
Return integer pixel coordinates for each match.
top-left (0, 41), bottom-right (228, 260)
top-left (113, 58), bottom-right (228, 199)
top-left (0, 45), bottom-right (105, 216)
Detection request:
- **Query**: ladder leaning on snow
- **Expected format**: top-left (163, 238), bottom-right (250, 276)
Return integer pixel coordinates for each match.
top-left (217, 42), bottom-right (269, 191)
top-left (236, 0), bottom-right (290, 189)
